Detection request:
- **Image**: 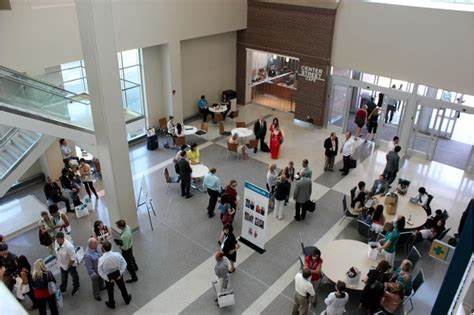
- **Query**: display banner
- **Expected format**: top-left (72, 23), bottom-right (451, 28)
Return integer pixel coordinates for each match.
top-left (239, 181), bottom-right (269, 254)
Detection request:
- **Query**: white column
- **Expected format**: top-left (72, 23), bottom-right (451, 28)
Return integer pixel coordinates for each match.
top-left (398, 84), bottom-right (419, 156)
top-left (74, 0), bottom-right (138, 228)
top-left (162, 41), bottom-right (184, 122)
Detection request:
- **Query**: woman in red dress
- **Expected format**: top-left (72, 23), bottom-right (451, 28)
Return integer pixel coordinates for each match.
top-left (269, 117), bottom-right (283, 159)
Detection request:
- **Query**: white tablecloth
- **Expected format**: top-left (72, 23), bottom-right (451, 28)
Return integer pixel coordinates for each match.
top-left (183, 125), bottom-right (198, 136)
top-left (320, 239), bottom-right (378, 290)
top-left (209, 105), bottom-right (228, 113)
top-left (191, 164), bottom-right (209, 178)
top-left (376, 194), bottom-right (428, 228)
top-left (231, 127), bottom-right (253, 138)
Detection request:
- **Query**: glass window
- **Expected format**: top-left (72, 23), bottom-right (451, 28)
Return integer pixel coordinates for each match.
top-left (417, 85), bottom-right (428, 96)
top-left (377, 76), bottom-right (391, 88)
top-left (390, 79), bottom-right (409, 92)
top-left (62, 67), bottom-right (84, 82)
top-left (63, 79), bottom-right (86, 94)
top-left (124, 87), bottom-right (143, 114)
top-left (462, 94), bottom-right (474, 107)
top-left (121, 49), bottom-right (139, 68)
top-left (332, 66), bottom-right (351, 77)
top-left (362, 73), bottom-right (376, 84)
top-left (123, 66), bottom-right (141, 84)
top-left (61, 61), bottom-right (82, 70)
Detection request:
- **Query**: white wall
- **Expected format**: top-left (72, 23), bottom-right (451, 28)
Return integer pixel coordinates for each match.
top-left (0, 0), bottom-right (246, 74)
top-left (332, 0), bottom-right (474, 95)
top-left (181, 32), bottom-right (237, 119)
top-left (142, 45), bottom-right (166, 127)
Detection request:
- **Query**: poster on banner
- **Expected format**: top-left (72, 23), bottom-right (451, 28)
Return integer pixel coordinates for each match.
top-left (239, 181), bottom-right (269, 253)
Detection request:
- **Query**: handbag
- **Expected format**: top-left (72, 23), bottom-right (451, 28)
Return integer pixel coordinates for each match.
top-left (304, 200), bottom-right (316, 212)
top-left (349, 159), bottom-right (357, 169)
top-left (39, 229), bottom-right (53, 246)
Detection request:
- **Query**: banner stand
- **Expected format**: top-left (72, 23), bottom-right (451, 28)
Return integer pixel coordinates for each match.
top-left (239, 236), bottom-right (265, 254)
top-left (136, 176), bottom-right (157, 231)
top-left (239, 181), bottom-right (269, 254)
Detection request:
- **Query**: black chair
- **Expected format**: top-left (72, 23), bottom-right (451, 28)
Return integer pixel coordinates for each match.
top-left (350, 186), bottom-right (356, 208)
top-left (357, 219), bottom-right (371, 241)
top-left (397, 231), bottom-right (414, 254)
top-left (407, 246), bottom-right (422, 269)
top-left (339, 195), bottom-right (358, 225)
top-left (406, 270), bottom-right (425, 313)
top-left (435, 227), bottom-right (451, 241)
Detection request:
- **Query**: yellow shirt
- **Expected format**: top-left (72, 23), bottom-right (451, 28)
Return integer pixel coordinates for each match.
top-left (187, 149), bottom-right (200, 164)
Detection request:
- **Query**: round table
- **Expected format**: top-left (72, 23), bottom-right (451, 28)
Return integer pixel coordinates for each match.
top-left (320, 239), bottom-right (378, 291)
top-left (231, 128), bottom-right (254, 142)
top-left (209, 105), bottom-right (228, 113)
top-left (183, 125), bottom-right (198, 136)
top-left (376, 194), bottom-right (427, 229)
top-left (190, 164), bottom-right (209, 179)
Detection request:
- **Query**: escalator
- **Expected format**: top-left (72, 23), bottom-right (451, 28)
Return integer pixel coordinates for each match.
top-left (0, 65), bottom-right (144, 144)
top-left (0, 65), bottom-right (144, 196)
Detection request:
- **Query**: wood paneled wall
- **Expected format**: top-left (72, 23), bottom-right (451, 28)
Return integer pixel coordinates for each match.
top-left (236, 0), bottom-right (337, 125)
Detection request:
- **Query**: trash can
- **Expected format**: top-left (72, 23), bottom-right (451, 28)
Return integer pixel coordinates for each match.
top-left (146, 128), bottom-right (158, 151)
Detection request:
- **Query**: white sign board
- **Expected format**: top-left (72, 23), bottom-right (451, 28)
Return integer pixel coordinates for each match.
top-left (239, 181), bottom-right (269, 253)
top-left (298, 65), bottom-right (325, 82)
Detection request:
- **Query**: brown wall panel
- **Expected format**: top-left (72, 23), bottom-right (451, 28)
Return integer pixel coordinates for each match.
top-left (236, 0), bottom-right (336, 126)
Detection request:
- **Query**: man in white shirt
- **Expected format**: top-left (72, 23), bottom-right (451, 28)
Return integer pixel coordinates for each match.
top-left (339, 132), bottom-right (354, 176)
top-left (164, 116), bottom-right (176, 148)
top-left (293, 268), bottom-right (315, 315)
top-left (98, 240), bottom-right (131, 309)
top-left (55, 232), bottom-right (80, 295)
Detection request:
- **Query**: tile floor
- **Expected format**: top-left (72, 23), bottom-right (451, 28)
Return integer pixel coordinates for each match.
top-left (1, 103), bottom-right (472, 315)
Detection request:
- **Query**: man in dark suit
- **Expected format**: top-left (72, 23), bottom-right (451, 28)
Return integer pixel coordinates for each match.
top-left (323, 132), bottom-right (338, 171)
top-left (371, 174), bottom-right (389, 195)
top-left (177, 151), bottom-right (193, 198)
top-left (253, 115), bottom-right (267, 153)
top-left (383, 145), bottom-right (401, 185)
top-left (44, 176), bottom-right (72, 212)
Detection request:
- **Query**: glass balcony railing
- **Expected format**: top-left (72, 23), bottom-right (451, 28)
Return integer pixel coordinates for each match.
top-left (0, 66), bottom-right (144, 133)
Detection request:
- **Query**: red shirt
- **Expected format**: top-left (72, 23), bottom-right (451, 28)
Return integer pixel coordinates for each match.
top-left (305, 256), bottom-right (323, 281)
top-left (225, 186), bottom-right (238, 206)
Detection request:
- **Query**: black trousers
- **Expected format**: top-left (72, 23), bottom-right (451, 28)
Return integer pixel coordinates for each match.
top-left (342, 155), bottom-right (351, 175)
top-left (200, 108), bottom-right (214, 122)
top-left (207, 189), bottom-right (220, 215)
top-left (385, 105), bottom-right (396, 123)
top-left (50, 195), bottom-right (71, 212)
top-left (295, 202), bottom-right (306, 220)
top-left (255, 136), bottom-right (265, 152)
top-left (60, 266), bottom-right (80, 292)
top-left (383, 170), bottom-right (397, 185)
top-left (37, 295), bottom-right (58, 315)
top-left (83, 181), bottom-right (98, 198)
top-left (106, 276), bottom-right (129, 305)
top-left (122, 248), bottom-right (138, 280)
top-left (181, 177), bottom-right (191, 197)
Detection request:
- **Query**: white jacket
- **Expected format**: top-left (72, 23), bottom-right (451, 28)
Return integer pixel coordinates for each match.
top-left (324, 292), bottom-right (349, 315)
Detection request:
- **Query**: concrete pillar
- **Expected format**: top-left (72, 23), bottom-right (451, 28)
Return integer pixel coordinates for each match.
top-left (398, 84), bottom-right (419, 156)
top-left (74, 0), bottom-right (138, 228)
top-left (142, 45), bottom-right (167, 127)
top-left (162, 41), bottom-right (184, 122)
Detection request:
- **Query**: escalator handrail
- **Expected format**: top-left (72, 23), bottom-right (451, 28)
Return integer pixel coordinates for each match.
top-left (0, 65), bottom-right (81, 99)
top-left (0, 127), bottom-right (20, 149)
top-left (0, 74), bottom-right (90, 106)
top-left (0, 133), bottom-right (42, 182)
top-left (0, 102), bottom-right (95, 135)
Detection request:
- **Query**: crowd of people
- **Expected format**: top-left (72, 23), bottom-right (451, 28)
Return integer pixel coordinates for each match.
top-left (1, 211), bottom-right (139, 312)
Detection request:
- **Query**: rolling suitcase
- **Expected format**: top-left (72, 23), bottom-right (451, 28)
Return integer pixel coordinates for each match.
top-left (212, 278), bottom-right (235, 308)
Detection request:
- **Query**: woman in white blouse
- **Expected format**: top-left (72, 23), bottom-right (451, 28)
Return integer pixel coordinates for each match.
top-left (324, 281), bottom-right (349, 315)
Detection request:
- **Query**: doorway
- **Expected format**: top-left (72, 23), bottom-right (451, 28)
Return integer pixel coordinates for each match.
top-left (247, 49), bottom-right (298, 112)
top-left (409, 104), bottom-right (474, 170)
